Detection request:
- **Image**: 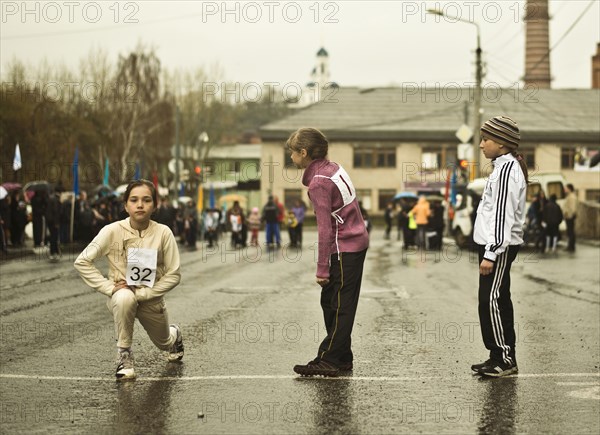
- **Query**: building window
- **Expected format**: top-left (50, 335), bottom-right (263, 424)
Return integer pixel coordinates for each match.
top-left (521, 148), bottom-right (535, 169)
top-left (378, 189), bottom-right (396, 210)
top-left (547, 181), bottom-right (565, 200)
top-left (221, 161), bottom-right (241, 172)
top-left (422, 148), bottom-right (441, 170)
top-left (284, 150), bottom-right (294, 168)
top-left (353, 147), bottom-right (396, 168)
top-left (585, 189), bottom-right (600, 202)
top-left (561, 147), bottom-right (576, 169)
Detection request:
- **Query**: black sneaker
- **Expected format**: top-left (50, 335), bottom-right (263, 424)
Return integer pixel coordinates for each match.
top-left (478, 360), bottom-right (518, 377)
top-left (471, 359), bottom-right (493, 373)
top-left (338, 361), bottom-right (353, 371)
top-left (307, 358), bottom-right (352, 371)
top-left (294, 360), bottom-right (340, 377)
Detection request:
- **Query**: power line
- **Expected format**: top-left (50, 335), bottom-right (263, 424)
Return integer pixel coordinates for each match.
top-left (528, 0), bottom-right (596, 73)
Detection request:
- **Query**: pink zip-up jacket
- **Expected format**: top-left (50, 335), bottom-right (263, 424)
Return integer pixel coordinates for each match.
top-left (302, 159), bottom-right (369, 278)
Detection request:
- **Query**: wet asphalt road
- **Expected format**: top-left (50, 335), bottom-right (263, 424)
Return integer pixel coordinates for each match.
top-left (1, 230), bottom-right (599, 434)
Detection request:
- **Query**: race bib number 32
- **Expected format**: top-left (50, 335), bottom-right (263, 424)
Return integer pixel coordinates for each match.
top-left (126, 248), bottom-right (158, 288)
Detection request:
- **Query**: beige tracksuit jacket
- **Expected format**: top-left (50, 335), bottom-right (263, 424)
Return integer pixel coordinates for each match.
top-left (74, 218), bottom-right (181, 301)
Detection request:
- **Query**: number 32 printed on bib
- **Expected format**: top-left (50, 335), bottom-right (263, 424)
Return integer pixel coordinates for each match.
top-left (126, 248), bottom-right (157, 288)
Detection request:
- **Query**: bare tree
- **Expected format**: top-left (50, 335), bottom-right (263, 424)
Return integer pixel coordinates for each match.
top-left (108, 45), bottom-right (173, 181)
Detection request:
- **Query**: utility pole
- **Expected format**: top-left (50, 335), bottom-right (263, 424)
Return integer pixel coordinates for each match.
top-left (427, 8), bottom-right (482, 178)
top-left (175, 105), bottom-right (180, 196)
top-left (473, 35), bottom-right (482, 179)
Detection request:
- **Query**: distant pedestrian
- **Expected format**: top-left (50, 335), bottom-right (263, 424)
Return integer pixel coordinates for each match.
top-left (472, 115), bottom-right (527, 377)
top-left (31, 190), bottom-right (48, 247)
top-left (183, 201), bottom-right (198, 250)
top-left (542, 194), bottom-right (563, 254)
top-left (247, 207), bottom-right (261, 247)
top-left (45, 189), bottom-right (61, 261)
top-left (428, 200), bottom-right (445, 252)
top-left (262, 196), bottom-right (281, 248)
top-left (10, 192), bottom-right (27, 247)
top-left (527, 191), bottom-right (547, 253)
top-left (154, 197), bottom-right (176, 233)
top-left (384, 202), bottom-right (394, 240)
top-left (410, 196), bottom-right (431, 249)
top-left (286, 210), bottom-right (299, 247)
top-left (74, 179), bottom-right (184, 380)
top-left (74, 192), bottom-right (93, 243)
top-left (563, 184), bottom-right (578, 252)
top-left (291, 200), bottom-right (306, 248)
top-left (204, 207), bottom-right (221, 248)
top-left (287, 127), bottom-right (369, 377)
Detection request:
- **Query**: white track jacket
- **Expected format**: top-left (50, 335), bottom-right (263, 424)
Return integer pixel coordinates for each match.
top-left (473, 153), bottom-right (527, 262)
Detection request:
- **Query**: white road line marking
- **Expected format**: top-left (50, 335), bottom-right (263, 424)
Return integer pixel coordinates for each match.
top-left (1, 373), bottom-right (599, 382)
top-left (557, 382), bottom-right (600, 386)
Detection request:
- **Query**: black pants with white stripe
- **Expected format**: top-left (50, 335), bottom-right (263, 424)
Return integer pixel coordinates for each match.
top-left (317, 249), bottom-right (367, 366)
top-left (478, 244), bottom-right (520, 365)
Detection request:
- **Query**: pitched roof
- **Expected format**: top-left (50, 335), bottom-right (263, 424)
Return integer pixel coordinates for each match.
top-left (261, 87), bottom-right (600, 143)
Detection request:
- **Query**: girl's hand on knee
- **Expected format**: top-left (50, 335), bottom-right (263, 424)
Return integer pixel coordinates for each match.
top-left (112, 280), bottom-right (134, 295)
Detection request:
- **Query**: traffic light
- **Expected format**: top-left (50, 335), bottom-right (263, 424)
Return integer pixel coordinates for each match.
top-left (458, 159), bottom-right (469, 170)
top-left (194, 165), bottom-right (202, 175)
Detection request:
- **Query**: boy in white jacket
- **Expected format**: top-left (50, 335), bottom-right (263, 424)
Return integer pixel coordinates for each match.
top-left (74, 180), bottom-right (184, 380)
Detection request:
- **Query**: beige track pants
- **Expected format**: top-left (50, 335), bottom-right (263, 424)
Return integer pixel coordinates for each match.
top-left (107, 289), bottom-right (176, 350)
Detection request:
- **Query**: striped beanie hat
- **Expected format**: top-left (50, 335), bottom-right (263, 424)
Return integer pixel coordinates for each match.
top-left (480, 116), bottom-right (520, 149)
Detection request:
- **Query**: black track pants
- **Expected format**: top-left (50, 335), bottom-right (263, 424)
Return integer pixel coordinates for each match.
top-left (478, 245), bottom-right (520, 365)
top-left (317, 249), bottom-right (367, 366)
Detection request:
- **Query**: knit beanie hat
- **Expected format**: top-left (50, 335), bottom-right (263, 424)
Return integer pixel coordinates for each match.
top-left (480, 116), bottom-right (520, 149)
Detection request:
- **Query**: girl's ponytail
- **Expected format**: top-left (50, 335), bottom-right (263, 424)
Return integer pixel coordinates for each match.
top-left (511, 151), bottom-right (529, 185)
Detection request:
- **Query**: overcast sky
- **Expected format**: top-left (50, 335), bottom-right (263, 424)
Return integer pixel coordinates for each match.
top-left (1, 1), bottom-right (599, 89)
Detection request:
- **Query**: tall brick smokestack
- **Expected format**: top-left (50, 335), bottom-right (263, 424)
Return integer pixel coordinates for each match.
top-left (593, 43), bottom-right (600, 89)
top-left (524, 0), bottom-right (551, 88)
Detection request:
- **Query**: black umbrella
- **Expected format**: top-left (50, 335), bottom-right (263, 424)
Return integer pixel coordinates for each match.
top-left (24, 180), bottom-right (50, 193)
top-left (93, 184), bottom-right (114, 198)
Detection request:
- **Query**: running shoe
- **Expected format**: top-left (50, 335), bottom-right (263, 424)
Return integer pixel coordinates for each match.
top-left (167, 324), bottom-right (184, 362)
top-left (294, 360), bottom-right (339, 377)
top-left (116, 350), bottom-right (136, 380)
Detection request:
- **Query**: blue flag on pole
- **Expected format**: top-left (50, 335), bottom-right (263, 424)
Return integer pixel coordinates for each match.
top-left (73, 148), bottom-right (79, 196)
top-left (209, 184), bottom-right (215, 208)
top-left (103, 157), bottom-right (109, 185)
top-left (450, 168), bottom-right (457, 206)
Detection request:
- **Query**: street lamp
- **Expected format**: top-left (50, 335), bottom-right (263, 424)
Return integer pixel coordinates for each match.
top-left (427, 9), bottom-right (482, 179)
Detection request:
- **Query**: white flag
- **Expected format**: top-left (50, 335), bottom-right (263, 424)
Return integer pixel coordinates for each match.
top-left (13, 144), bottom-right (22, 171)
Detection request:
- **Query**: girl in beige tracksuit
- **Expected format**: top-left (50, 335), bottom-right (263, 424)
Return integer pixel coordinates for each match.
top-left (74, 180), bottom-right (184, 380)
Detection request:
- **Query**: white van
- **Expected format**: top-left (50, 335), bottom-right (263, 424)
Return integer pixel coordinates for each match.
top-left (451, 173), bottom-right (568, 247)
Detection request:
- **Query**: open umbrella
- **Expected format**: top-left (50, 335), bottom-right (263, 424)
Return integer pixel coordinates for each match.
top-left (0, 186), bottom-right (8, 200)
top-left (425, 194), bottom-right (445, 202)
top-left (24, 180), bottom-right (51, 193)
top-left (93, 184), bottom-right (113, 198)
top-left (1, 182), bottom-right (22, 192)
top-left (218, 194), bottom-right (247, 208)
top-left (177, 196), bottom-right (193, 204)
top-left (393, 192), bottom-right (418, 201)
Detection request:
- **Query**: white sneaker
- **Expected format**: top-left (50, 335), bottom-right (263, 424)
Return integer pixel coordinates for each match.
top-left (116, 350), bottom-right (136, 380)
top-left (167, 324), bottom-right (184, 362)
